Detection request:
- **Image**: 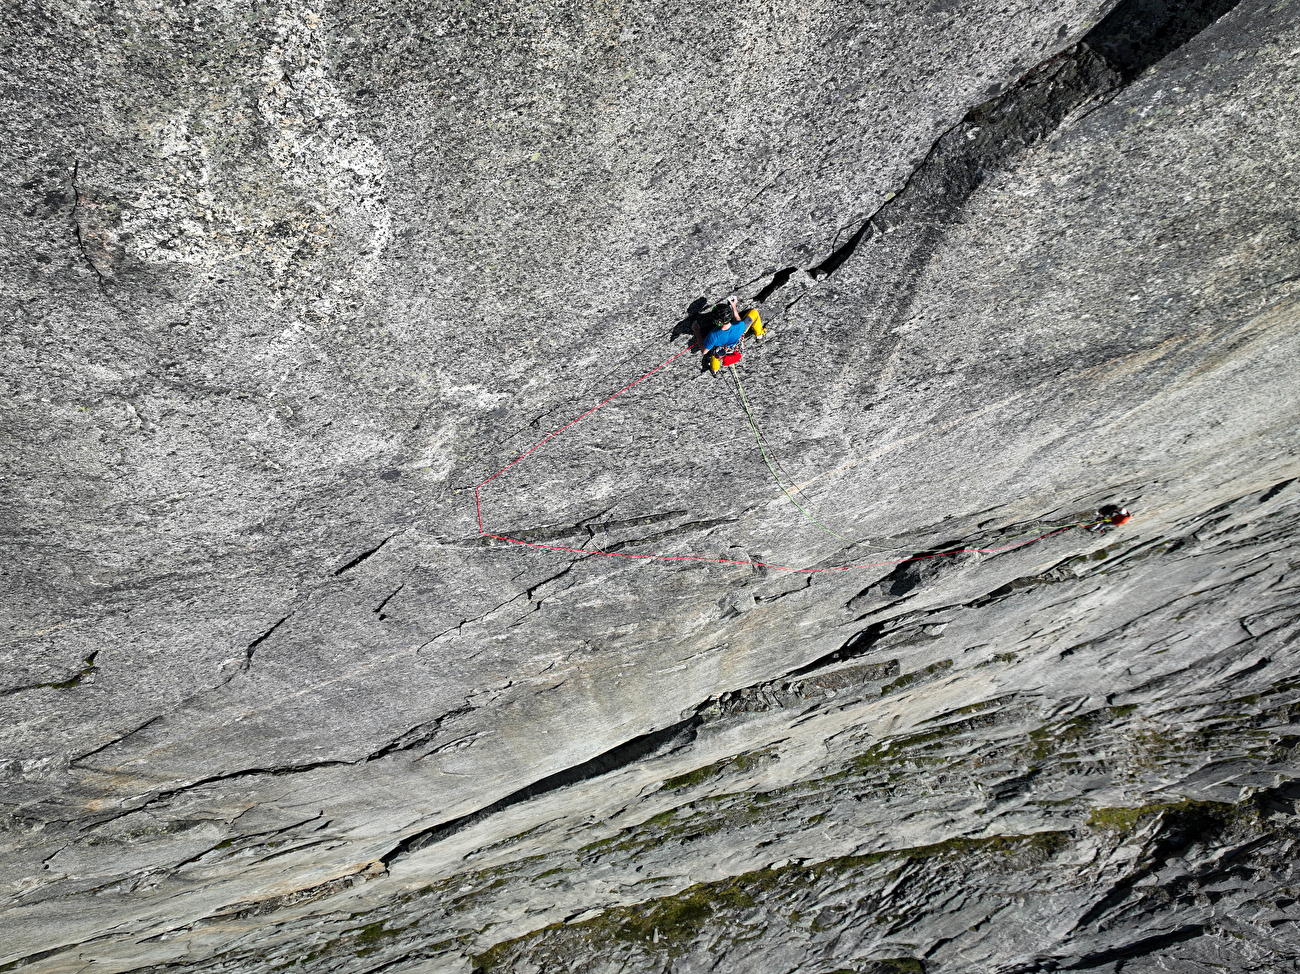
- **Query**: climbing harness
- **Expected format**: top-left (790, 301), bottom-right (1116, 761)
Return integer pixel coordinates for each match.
top-left (706, 309), bottom-right (764, 372)
top-left (1085, 506), bottom-right (1131, 532)
top-left (709, 345), bottom-right (743, 372)
top-left (469, 324), bottom-right (1117, 573)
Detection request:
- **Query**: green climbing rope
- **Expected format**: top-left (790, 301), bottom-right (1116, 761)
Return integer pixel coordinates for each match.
top-left (730, 365), bottom-right (903, 551)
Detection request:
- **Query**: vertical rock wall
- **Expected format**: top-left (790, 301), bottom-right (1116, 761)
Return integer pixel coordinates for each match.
top-left (2, 0), bottom-right (1299, 970)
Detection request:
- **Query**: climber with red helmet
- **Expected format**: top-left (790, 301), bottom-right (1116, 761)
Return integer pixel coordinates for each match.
top-left (1086, 505), bottom-right (1133, 532)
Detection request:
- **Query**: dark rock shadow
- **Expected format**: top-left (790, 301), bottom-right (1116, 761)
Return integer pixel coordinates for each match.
top-left (1090, 0), bottom-right (1244, 80)
top-left (669, 296), bottom-right (714, 345)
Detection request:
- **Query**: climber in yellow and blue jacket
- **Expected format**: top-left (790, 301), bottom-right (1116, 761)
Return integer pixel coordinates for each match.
top-left (692, 295), bottom-right (764, 372)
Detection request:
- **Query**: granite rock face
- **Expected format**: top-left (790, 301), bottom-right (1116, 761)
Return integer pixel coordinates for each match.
top-left (2, 0), bottom-right (1300, 971)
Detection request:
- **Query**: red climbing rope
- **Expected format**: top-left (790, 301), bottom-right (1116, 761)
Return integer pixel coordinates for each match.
top-left (477, 345), bottom-right (698, 495)
top-left (472, 345), bottom-right (1083, 573)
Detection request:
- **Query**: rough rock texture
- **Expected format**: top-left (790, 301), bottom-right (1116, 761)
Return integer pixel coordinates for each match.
top-left (3, 0), bottom-right (1300, 971)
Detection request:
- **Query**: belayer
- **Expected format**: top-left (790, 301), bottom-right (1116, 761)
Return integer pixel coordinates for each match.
top-left (692, 295), bottom-right (765, 372)
top-left (1086, 505), bottom-right (1132, 532)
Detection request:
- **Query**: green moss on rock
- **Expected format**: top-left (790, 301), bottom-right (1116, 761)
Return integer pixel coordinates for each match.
top-left (880, 660), bottom-right (953, 696)
top-left (662, 759), bottom-right (728, 791)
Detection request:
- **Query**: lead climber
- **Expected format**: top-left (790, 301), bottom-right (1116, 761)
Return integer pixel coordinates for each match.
top-left (692, 295), bottom-right (765, 372)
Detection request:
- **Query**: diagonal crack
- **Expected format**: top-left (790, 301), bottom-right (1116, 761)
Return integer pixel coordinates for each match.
top-left (243, 612), bottom-right (293, 670)
top-left (68, 714), bottom-right (165, 768)
top-left (1, 652), bottom-right (98, 698)
top-left (73, 760), bottom-right (355, 833)
top-left (334, 531), bottom-right (401, 576)
top-left (526, 562), bottom-right (583, 601)
top-left (373, 583), bottom-right (404, 618)
top-left (366, 705), bottom-right (475, 761)
top-left (755, 0), bottom-right (1245, 310)
top-left (379, 716), bottom-right (701, 866)
top-left (805, 42), bottom-right (1123, 285)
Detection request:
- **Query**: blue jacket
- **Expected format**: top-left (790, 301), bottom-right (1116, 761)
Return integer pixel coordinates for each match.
top-left (702, 318), bottom-right (748, 352)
